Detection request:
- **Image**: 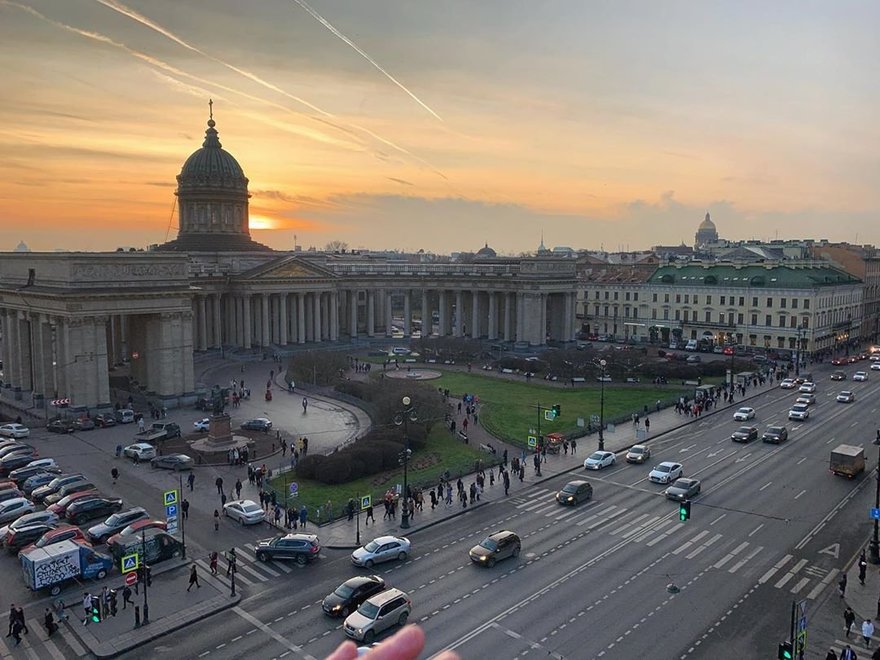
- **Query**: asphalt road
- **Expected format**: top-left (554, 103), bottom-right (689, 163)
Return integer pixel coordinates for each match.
top-left (108, 362), bottom-right (880, 659)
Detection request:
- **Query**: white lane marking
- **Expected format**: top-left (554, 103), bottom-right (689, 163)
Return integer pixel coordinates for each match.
top-left (759, 554), bottom-right (793, 584)
top-left (709, 513), bottom-right (727, 526)
top-left (794, 490), bottom-right (807, 500)
top-left (714, 542), bottom-right (750, 570)
top-left (728, 545), bottom-right (763, 574)
top-left (233, 607), bottom-right (317, 660)
top-left (806, 568), bottom-right (840, 600)
top-left (775, 558), bottom-right (808, 588)
top-left (686, 533), bottom-right (722, 559)
top-left (673, 530), bottom-right (710, 555)
top-left (749, 524), bottom-right (764, 537)
top-left (759, 482), bottom-right (772, 492)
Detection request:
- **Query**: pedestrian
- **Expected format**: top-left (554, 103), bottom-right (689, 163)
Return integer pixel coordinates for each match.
top-left (503, 470), bottom-right (510, 496)
top-left (860, 555), bottom-right (868, 585)
top-left (571, 438), bottom-right (577, 453)
top-left (864, 619), bottom-right (875, 648)
top-left (365, 503), bottom-right (374, 525)
top-left (847, 607), bottom-right (858, 637)
top-left (182, 499), bottom-right (190, 520)
top-left (299, 504), bottom-right (308, 529)
top-left (235, 479), bottom-right (242, 499)
top-left (187, 564), bottom-right (200, 591)
top-left (82, 592), bottom-right (92, 626)
top-left (122, 586), bottom-right (133, 609)
top-left (6, 604), bottom-right (15, 637)
top-left (10, 619), bottom-right (22, 647)
top-left (12, 606), bottom-right (25, 635)
top-left (840, 572), bottom-right (848, 597)
top-left (645, 418), bottom-right (650, 433)
top-left (274, 504), bottom-right (282, 525)
top-left (111, 467), bottom-right (119, 484)
top-left (221, 492), bottom-right (227, 508)
top-left (215, 476), bottom-right (224, 495)
top-left (44, 608), bottom-right (56, 637)
top-left (841, 645), bottom-right (857, 660)
top-left (209, 551), bottom-right (218, 575)
top-left (214, 509), bottom-right (220, 531)
top-left (226, 548), bottom-right (237, 576)
top-left (429, 489), bottom-right (437, 509)
top-left (187, 472), bottom-right (195, 491)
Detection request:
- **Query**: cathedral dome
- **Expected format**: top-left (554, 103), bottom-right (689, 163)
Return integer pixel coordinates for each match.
top-left (475, 242), bottom-right (497, 258)
top-left (698, 213), bottom-right (716, 231)
top-left (177, 118), bottom-right (248, 193)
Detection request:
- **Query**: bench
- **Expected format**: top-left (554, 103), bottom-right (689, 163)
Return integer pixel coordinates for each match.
top-left (479, 443), bottom-right (497, 454)
top-left (501, 368), bottom-right (514, 374)
top-left (458, 430), bottom-right (469, 443)
top-left (571, 377), bottom-right (586, 383)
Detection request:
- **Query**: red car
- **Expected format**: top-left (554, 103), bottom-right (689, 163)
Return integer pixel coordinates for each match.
top-left (46, 489), bottom-right (99, 515)
top-left (106, 519), bottom-right (167, 546)
top-left (19, 524), bottom-right (91, 555)
top-left (723, 346), bottom-right (734, 356)
top-left (831, 358), bottom-right (846, 365)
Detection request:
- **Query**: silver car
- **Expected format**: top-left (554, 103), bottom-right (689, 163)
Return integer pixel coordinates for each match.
top-left (351, 536), bottom-right (411, 568)
top-left (343, 588), bottom-right (411, 644)
top-left (0, 498), bottom-right (35, 524)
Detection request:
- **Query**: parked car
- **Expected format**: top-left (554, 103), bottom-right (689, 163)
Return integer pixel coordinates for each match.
top-left (115, 409), bottom-right (135, 424)
top-left (468, 530), bottom-right (521, 567)
top-left (0, 498), bottom-right (35, 524)
top-left (46, 490), bottom-right (100, 516)
top-left (94, 414), bottom-right (116, 428)
top-left (66, 497), bottom-right (124, 525)
top-left (625, 445), bottom-right (651, 464)
top-left (31, 474), bottom-right (85, 504)
top-left (664, 478), bottom-right (701, 501)
top-left (649, 462), bottom-right (683, 484)
top-left (0, 453), bottom-right (43, 477)
top-left (223, 499), bottom-right (265, 525)
top-left (351, 536), bottom-right (411, 568)
top-left (241, 418), bottom-right (272, 432)
top-left (21, 473), bottom-right (57, 496)
top-left (0, 488), bottom-right (25, 504)
top-left (731, 426), bottom-right (758, 443)
top-left (323, 575), bottom-right (387, 618)
top-left (733, 407), bottom-right (755, 421)
top-left (72, 418), bottom-right (96, 432)
top-left (5, 523), bottom-right (58, 554)
top-left (0, 511), bottom-right (59, 539)
top-left (44, 480), bottom-right (98, 506)
top-left (584, 451), bottom-right (616, 470)
top-left (150, 454), bottom-right (194, 471)
top-left (254, 533), bottom-right (320, 564)
top-left (0, 424), bottom-right (30, 439)
top-left (193, 418), bottom-right (211, 432)
top-left (555, 480), bottom-right (593, 505)
top-left (107, 519), bottom-right (167, 546)
top-left (20, 524), bottom-right (90, 555)
top-left (46, 420), bottom-right (75, 434)
top-left (343, 588), bottom-right (411, 644)
top-left (123, 443), bottom-right (157, 462)
top-left (837, 391), bottom-right (855, 403)
top-left (0, 444), bottom-right (36, 460)
top-left (762, 426), bottom-right (789, 444)
top-left (87, 507), bottom-right (149, 544)
top-left (9, 460), bottom-right (61, 485)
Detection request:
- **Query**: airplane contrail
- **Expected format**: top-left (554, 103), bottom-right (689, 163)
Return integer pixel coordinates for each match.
top-left (91, 0), bottom-right (445, 175)
top-left (289, 0), bottom-right (442, 121)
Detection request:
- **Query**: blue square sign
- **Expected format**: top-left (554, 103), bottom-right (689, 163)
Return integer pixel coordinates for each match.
top-left (871, 508), bottom-right (880, 520)
top-left (165, 504), bottom-right (178, 520)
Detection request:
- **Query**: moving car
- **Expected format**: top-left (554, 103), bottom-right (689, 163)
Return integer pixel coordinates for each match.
top-left (854, 371), bottom-right (868, 381)
top-left (46, 420), bottom-right (75, 434)
top-left (223, 499), bottom-right (265, 525)
top-left (779, 379), bottom-right (796, 389)
top-left (788, 404), bottom-right (810, 421)
top-left (795, 394), bottom-right (816, 406)
top-left (351, 536), bottom-right (411, 568)
top-left (123, 443), bottom-right (156, 461)
top-left (731, 426), bottom-right (758, 443)
top-left (0, 498), bottom-right (35, 524)
top-left (0, 424), bottom-right (30, 439)
top-left (798, 382), bottom-right (816, 393)
top-left (343, 588), bottom-right (411, 644)
top-left (831, 371), bottom-right (846, 381)
top-left (649, 462), bottom-right (683, 484)
top-left (584, 451), bottom-right (616, 470)
top-left (556, 480), bottom-right (593, 505)
top-left (625, 445), bottom-right (651, 464)
top-left (468, 530), bottom-right (521, 567)
top-left (762, 426), bottom-right (789, 444)
top-left (872, 363), bottom-right (880, 371)
top-left (31, 474), bottom-right (85, 504)
top-left (323, 575), bottom-right (387, 618)
top-left (66, 497), bottom-right (124, 525)
top-left (837, 391), bottom-right (855, 403)
top-left (241, 418), bottom-right (272, 432)
top-left (87, 507), bottom-right (149, 544)
top-left (664, 478), bottom-right (701, 501)
top-left (150, 454), bottom-right (194, 471)
top-left (733, 407), bottom-right (755, 421)
top-left (193, 418), bottom-right (211, 432)
top-left (254, 533), bottom-right (320, 564)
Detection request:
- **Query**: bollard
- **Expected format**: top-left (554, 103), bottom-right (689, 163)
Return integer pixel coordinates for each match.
top-left (134, 605), bottom-right (140, 628)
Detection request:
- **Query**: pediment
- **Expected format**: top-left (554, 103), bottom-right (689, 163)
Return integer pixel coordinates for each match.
top-left (242, 256), bottom-right (337, 281)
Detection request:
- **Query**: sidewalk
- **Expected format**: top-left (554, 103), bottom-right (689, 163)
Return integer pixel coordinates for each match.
top-left (292, 377), bottom-right (779, 549)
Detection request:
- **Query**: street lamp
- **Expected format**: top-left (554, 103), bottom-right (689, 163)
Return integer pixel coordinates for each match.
top-left (870, 430), bottom-right (880, 565)
top-left (393, 396), bottom-right (417, 529)
top-left (795, 322), bottom-right (806, 377)
top-left (594, 359), bottom-right (607, 451)
top-left (141, 529), bottom-right (149, 625)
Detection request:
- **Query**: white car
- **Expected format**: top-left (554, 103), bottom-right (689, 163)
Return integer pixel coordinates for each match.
top-left (584, 451), bottom-right (616, 470)
top-left (871, 363), bottom-right (880, 371)
top-left (733, 407), bottom-right (755, 421)
top-left (0, 498), bottom-right (35, 524)
top-left (853, 371), bottom-right (868, 381)
top-left (351, 535), bottom-right (411, 568)
top-left (779, 379), bottom-right (796, 389)
top-left (123, 443), bottom-right (157, 461)
top-left (788, 404), bottom-right (810, 421)
top-left (649, 462), bottom-right (683, 484)
top-left (798, 382), bottom-right (816, 393)
top-left (223, 499), bottom-right (265, 525)
top-left (0, 424), bottom-right (30, 439)
top-left (193, 418), bottom-right (211, 432)
top-left (837, 391), bottom-right (855, 403)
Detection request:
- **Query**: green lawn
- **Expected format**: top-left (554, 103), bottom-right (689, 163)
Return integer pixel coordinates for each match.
top-left (269, 425), bottom-right (494, 524)
top-left (433, 372), bottom-right (688, 448)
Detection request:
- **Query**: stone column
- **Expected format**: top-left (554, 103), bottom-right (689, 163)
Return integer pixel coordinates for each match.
top-left (297, 293), bottom-right (306, 344)
top-left (65, 318), bottom-right (85, 405)
top-left (330, 291), bottom-right (339, 341)
top-left (16, 313), bottom-right (33, 392)
top-left (367, 290), bottom-right (375, 337)
top-left (0, 309), bottom-right (11, 387)
top-left (487, 292), bottom-right (497, 340)
top-left (30, 315), bottom-right (47, 399)
top-left (403, 290), bottom-right (412, 337)
top-left (564, 292), bottom-right (575, 342)
top-left (52, 317), bottom-right (66, 400)
top-left (438, 291), bottom-right (448, 337)
top-left (213, 293), bottom-right (223, 348)
top-left (471, 291), bottom-right (481, 338)
top-left (454, 291), bottom-right (463, 337)
top-left (540, 293), bottom-right (547, 345)
top-left (313, 292), bottom-right (321, 342)
top-left (516, 292), bottom-right (525, 342)
top-left (6, 311), bottom-right (21, 389)
top-left (260, 293), bottom-right (271, 347)
top-left (243, 294), bottom-right (252, 348)
top-left (181, 311), bottom-right (195, 396)
top-left (421, 290), bottom-right (430, 337)
top-left (350, 290), bottom-right (358, 338)
top-left (386, 291), bottom-right (394, 338)
top-left (197, 296), bottom-right (208, 351)
top-left (279, 294), bottom-right (288, 345)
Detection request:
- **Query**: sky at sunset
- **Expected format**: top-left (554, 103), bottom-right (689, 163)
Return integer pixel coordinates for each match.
top-left (1, 0), bottom-right (878, 254)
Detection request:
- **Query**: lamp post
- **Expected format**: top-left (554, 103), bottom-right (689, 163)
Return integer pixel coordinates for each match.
top-left (795, 323), bottom-right (805, 377)
top-left (595, 359), bottom-right (607, 451)
top-left (393, 396), bottom-right (417, 529)
top-left (141, 529), bottom-right (149, 625)
top-left (870, 430), bottom-right (880, 565)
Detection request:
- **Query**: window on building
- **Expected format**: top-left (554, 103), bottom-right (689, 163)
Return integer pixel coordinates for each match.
top-left (624, 307), bottom-right (630, 318)
top-left (738, 313), bottom-right (744, 324)
top-left (802, 317), bottom-right (809, 328)
top-left (717, 312), bottom-right (723, 323)
top-left (752, 297), bottom-right (758, 307)
top-left (604, 305), bottom-right (609, 316)
top-left (804, 299), bottom-right (810, 309)
top-left (625, 292), bottom-right (630, 301)
top-left (676, 294), bottom-right (681, 303)
top-left (706, 295), bottom-right (712, 305)
top-left (594, 304), bottom-right (599, 316)
top-left (789, 316), bottom-right (797, 328)
top-left (792, 298), bottom-right (798, 309)
top-left (720, 295), bottom-right (725, 305)
top-left (633, 308), bottom-right (639, 319)
top-left (767, 297), bottom-right (773, 308)
top-left (684, 294), bottom-right (689, 304)
top-left (663, 309), bottom-right (669, 320)
top-left (675, 310), bottom-right (680, 321)
top-left (765, 314), bottom-right (772, 326)
top-left (693, 295), bottom-right (699, 305)
top-left (614, 292), bottom-right (619, 301)
top-left (652, 293), bottom-right (658, 302)
top-left (634, 293), bottom-right (639, 301)
top-left (604, 291), bottom-right (609, 300)
top-left (778, 315), bottom-right (785, 327)
top-left (751, 313), bottom-right (758, 325)
top-left (664, 293), bottom-right (670, 303)
top-left (613, 307), bottom-right (618, 318)
top-left (595, 291), bottom-right (600, 300)
top-left (739, 297), bottom-right (744, 306)
top-left (780, 298), bottom-right (787, 308)
top-left (652, 309), bottom-right (657, 320)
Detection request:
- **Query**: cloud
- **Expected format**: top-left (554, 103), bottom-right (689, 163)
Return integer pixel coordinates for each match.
top-left (386, 177), bottom-right (414, 186)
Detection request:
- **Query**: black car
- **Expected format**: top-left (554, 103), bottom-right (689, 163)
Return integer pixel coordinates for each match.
top-left (762, 426), bottom-right (789, 444)
top-left (94, 414), bottom-right (116, 428)
top-left (730, 426), bottom-right (758, 443)
top-left (87, 507), bottom-right (149, 544)
top-left (5, 523), bottom-right (57, 554)
top-left (0, 453), bottom-right (40, 477)
top-left (9, 464), bottom-right (61, 486)
top-left (241, 418), bottom-right (272, 432)
top-left (322, 575), bottom-right (387, 618)
top-left (31, 474), bottom-right (85, 504)
top-left (46, 420), bottom-right (75, 434)
top-left (66, 497), bottom-right (123, 525)
top-left (44, 480), bottom-right (98, 506)
top-left (72, 418), bottom-right (96, 431)
top-left (468, 530), bottom-right (522, 567)
top-left (556, 480), bottom-right (593, 505)
top-left (255, 533), bottom-right (320, 564)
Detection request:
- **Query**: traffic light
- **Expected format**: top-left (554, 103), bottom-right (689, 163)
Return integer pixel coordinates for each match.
top-left (552, 404), bottom-right (561, 418)
top-left (678, 500), bottom-right (691, 521)
top-left (777, 641), bottom-right (793, 659)
top-left (90, 596), bottom-right (102, 623)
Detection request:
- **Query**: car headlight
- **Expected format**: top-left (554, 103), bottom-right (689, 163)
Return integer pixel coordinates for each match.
top-left (566, 496), bottom-right (574, 501)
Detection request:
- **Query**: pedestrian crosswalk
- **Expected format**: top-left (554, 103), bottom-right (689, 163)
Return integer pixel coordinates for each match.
top-left (0, 613), bottom-right (90, 659)
top-left (510, 488), bottom-right (834, 600)
top-left (192, 542), bottom-right (311, 590)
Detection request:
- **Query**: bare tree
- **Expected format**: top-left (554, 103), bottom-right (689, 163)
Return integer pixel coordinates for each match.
top-left (324, 240), bottom-right (348, 253)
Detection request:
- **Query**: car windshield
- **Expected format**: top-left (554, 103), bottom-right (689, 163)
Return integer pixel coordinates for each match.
top-left (358, 602), bottom-right (380, 619)
top-left (737, 409), bottom-right (750, 414)
top-left (242, 504), bottom-right (261, 514)
top-left (588, 452), bottom-right (605, 461)
top-left (767, 427), bottom-right (784, 434)
top-left (334, 584), bottom-right (355, 598)
top-left (562, 484), bottom-right (580, 493)
top-left (793, 405), bottom-right (807, 411)
top-left (737, 427), bottom-right (752, 433)
top-left (629, 447), bottom-right (645, 454)
top-left (105, 514), bottom-right (122, 526)
top-left (656, 465), bottom-right (670, 473)
top-left (363, 541), bottom-right (380, 553)
top-left (672, 480), bottom-right (691, 488)
top-left (480, 538), bottom-right (499, 551)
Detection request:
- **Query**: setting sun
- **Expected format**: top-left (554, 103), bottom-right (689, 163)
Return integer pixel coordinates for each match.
top-left (249, 215), bottom-right (278, 230)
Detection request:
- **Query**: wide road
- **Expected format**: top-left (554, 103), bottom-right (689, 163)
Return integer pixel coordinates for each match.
top-left (117, 363), bottom-right (880, 659)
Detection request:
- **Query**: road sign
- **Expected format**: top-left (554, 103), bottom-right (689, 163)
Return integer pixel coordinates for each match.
top-left (167, 519), bottom-right (179, 534)
top-left (527, 435), bottom-right (537, 448)
top-left (544, 410), bottom-right (555, 421)
top-left (289, 482), bottom-right (299, 497)
top-left (590, 414), bottom-right (600, 423)
top-left (165, 504), bottom-right (178, 520)
top-left (121, 553), bottom-right (139, 573)
top-left (164, 489), bottom-right (178, 507)
top-left (125, 572), bottom-right (138, 586)
top-left (360, 494), bottom-right (371, 510)
top-left (871, 508), bottom-right (880, 520)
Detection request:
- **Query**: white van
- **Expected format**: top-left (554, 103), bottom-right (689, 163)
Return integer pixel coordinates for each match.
top-left (115, 409), bottom-right (135, 424)
top-left (685, 339), bottom-right (698, 351)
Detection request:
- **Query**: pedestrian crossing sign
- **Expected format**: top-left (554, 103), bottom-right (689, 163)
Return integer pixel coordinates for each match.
top-left (164, 489), bottom-right (178, 507)
top-left (361, 495), bottom-right (371, 510)
top-left (527, 435), bottom-right (537, 447)
top-left (121, 553), bottom-right (139, 573)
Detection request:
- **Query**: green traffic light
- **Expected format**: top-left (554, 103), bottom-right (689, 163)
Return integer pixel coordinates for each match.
top-left (678, 500), bottom-right (691, 521)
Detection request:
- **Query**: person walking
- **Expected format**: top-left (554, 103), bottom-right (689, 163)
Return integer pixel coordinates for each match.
top-left (14, 606), bottom-right (27, 637)
top-left (82, 592), bottom-right (92, 626)
top-left (840, 572), bottom-right (848, 597)
top-left (860, 554), bottom-right (868, 585)
top-left (43, 608), bottom-right (56, 637)
top-left (645, 418), bottom-right (651, 433)
top-left (365, 503), bottom-right (374, 525)
top-left (825, 648), bottom-right (838, 660)
top-left (187, 564), bottom-right (200, 591)
top-left (6, 604), bottom-right (15, 637)
top-left (122, 585), bottom-right (133, 610)
top-left (213, 509), bottom-right (220, 531)
top-left (111, 467), bottom-right (119, 484)
top-left (10, 618), bottom-right (22, 647)
top-left (863, 619), bottom-right (875, 648)
top-left (226, 548), bottom-right (237, 577)
top-left (840, 645), bottom-right (857, 660)
top-left (847, 607), bottom-right (858, 637)
top-left (182, 499), bottom-right (190, 520)
top-left (215, 476), bottom-right (224, 496)
top-left (299, 505), bottom-right (308, 530)
top-left (209, 551), bottom-right (218, 575)
top-left (235, 479), bottom-right (242, 499)
top-left (429, 489), bottom-right (437, 510)
top-left (503, 469), bottom-right (510, 496)
top-left (187, 472), bottom-right (195, 491)
top-left (221, 492), bottom-right (227, 508)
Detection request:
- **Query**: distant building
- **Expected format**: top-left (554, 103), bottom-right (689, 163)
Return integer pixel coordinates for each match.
top-left (694, 212), bottom-right (719, 249)
top-left (13, 241), bottom-right (29, 253)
